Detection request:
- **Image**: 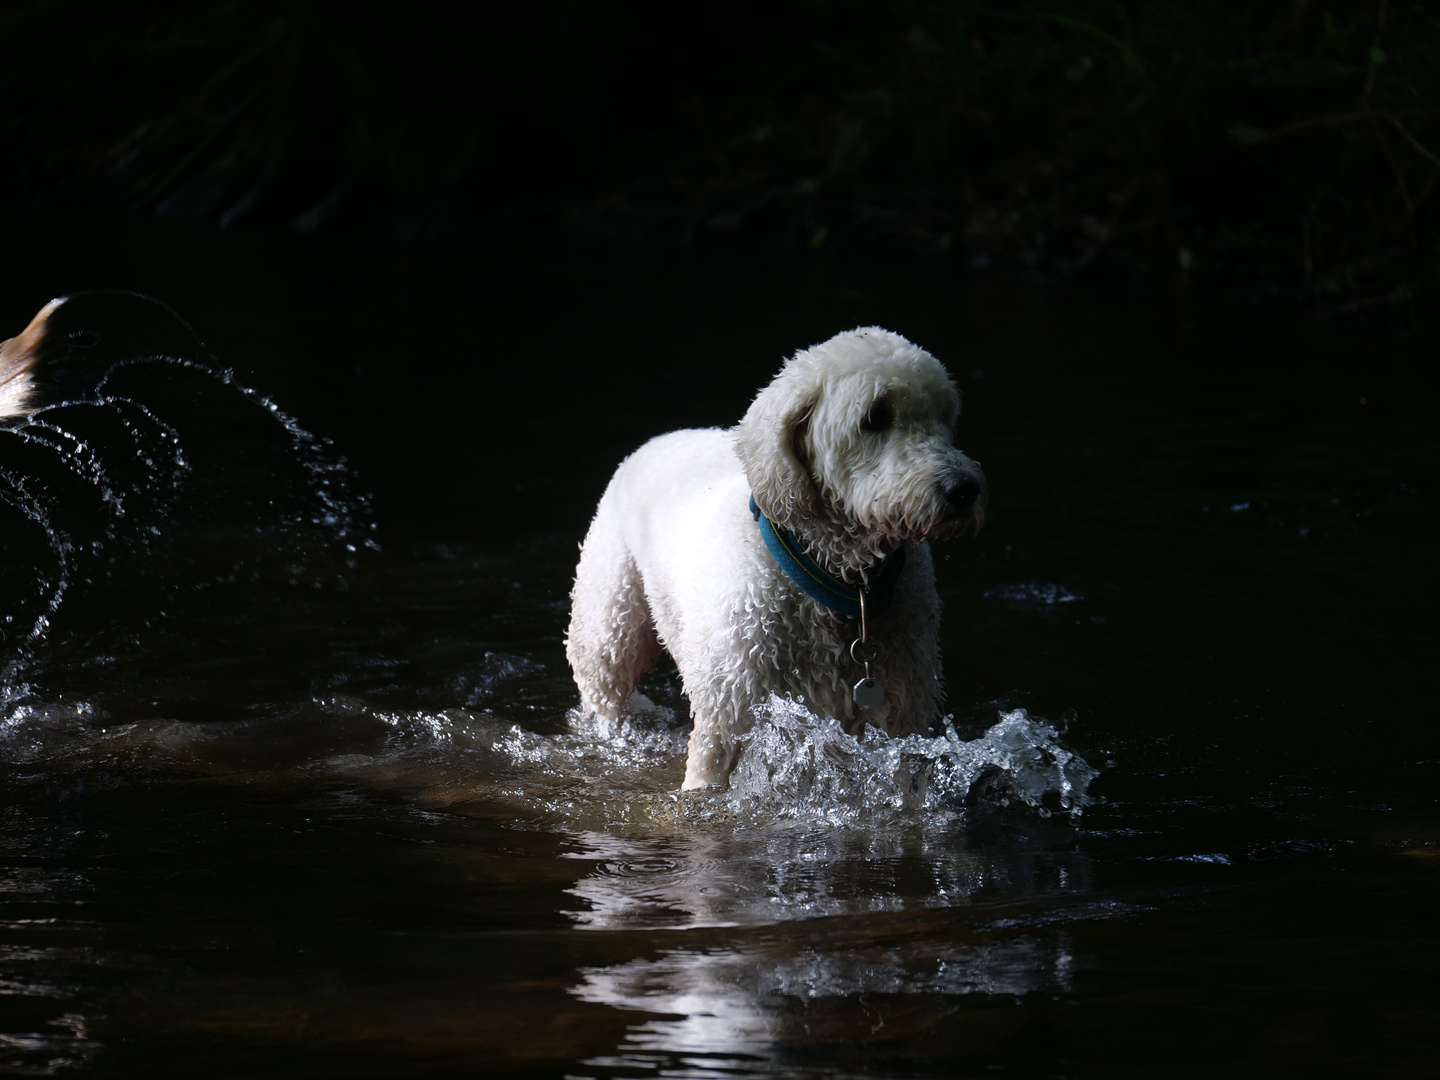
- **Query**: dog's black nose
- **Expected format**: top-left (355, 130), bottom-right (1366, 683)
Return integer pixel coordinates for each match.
top-left (944, 475), bottom-right (982, 511)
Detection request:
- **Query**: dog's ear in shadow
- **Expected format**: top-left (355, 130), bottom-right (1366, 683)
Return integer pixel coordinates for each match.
top-left (733, 362), bottom-right (820, 529)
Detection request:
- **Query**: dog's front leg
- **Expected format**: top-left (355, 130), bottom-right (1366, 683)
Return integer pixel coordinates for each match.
top-left (677, 661), bottom-right (757, 788)
top-left (682, 716), bottom-right (740, 789)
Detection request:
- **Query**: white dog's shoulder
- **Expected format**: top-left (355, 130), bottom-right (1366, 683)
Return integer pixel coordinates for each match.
top-left (604, 427), bottom-right (753, 564)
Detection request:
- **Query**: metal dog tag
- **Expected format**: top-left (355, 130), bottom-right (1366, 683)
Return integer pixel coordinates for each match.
top-left (849, 607), bottom-right (885, 709)
top-left (853, 673), bottom-right (886, 709)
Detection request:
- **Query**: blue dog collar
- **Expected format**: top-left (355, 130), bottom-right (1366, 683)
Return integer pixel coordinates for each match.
top-left (750, 494), bottom-right (905, 618)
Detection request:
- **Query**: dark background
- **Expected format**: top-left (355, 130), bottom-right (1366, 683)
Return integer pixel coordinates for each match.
top-left (4, 0), bottom-right (1437, 547)
top-left (2, 0), bottom-right (1437, 316)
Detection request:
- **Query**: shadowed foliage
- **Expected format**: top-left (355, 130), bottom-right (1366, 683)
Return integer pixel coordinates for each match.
top-left (1, 0), bottom-right (1437, 311)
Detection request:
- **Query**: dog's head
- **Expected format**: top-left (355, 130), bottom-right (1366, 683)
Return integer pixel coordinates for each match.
top-left (0, 300), bottom-right (62, 420)
top-left (735, 327), bottom-right (986, 552)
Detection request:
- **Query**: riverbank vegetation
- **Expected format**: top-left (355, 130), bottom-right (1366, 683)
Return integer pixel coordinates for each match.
top-left (2, 1), bottom-right (1435, 314)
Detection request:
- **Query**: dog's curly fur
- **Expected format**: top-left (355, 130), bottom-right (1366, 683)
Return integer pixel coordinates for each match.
top-left (566, 327), bottom-right (986, 789)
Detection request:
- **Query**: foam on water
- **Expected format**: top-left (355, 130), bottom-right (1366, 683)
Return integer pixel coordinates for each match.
top-left (0, 669), bottom-right (1095, 839)
top-left (440, 693), bottom-right (1098, 829)
top-left (724, 696), bottom-right (1097, 826)
top-left (248, 692), bottom-right (1097, 831)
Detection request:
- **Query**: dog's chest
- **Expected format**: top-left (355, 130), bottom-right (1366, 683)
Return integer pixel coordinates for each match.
top-left (741, 589), bottom-right (908, 735)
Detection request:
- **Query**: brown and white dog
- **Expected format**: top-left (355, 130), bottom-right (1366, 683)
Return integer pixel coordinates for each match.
top-left (0, 299), bottom-right (61, 420)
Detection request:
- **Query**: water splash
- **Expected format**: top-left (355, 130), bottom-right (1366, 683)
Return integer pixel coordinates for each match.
top-left (724, 696), bottom-right (1097, 826)
top-left (0, 394), bottom-right (190, 654)
top-left (0, 292), bottom-right (371, 676)
top-left (95, 353), bottom-right (369, 549)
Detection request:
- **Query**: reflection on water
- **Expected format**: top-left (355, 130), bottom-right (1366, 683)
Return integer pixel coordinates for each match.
top-left (0, 863), bottom-right (103, 1075)
top-left (559, 720), bottom-right (1101, 1076)
top-left (564, 819), bottom-right (1098, 931)
top-left (575, 932), bottom-right (1078, 1066)
top-left (981, 582), bottom-right (1084, 610)
top-left (0, 1012), bottom-right (100, 1076)
top-left (565, 879), bottom-right (1136, 1079)
top-left (557, 699), bottom-right (1099, 933)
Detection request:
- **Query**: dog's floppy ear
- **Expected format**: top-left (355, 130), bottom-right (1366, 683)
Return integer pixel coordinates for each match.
top-left (733, 363), bottom-right (818, 527)
top-left (0, 299), bottom-right (62, 420)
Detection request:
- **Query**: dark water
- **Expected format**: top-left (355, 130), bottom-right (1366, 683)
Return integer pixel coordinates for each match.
top-left (0, 217), bottom-right (1437, 1078)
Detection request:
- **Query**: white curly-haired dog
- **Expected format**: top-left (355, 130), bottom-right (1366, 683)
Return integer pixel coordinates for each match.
top-left (566, 327), bottom-right (986, 789)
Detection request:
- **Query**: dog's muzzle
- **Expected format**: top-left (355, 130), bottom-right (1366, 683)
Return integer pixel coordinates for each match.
top-left (935, 468), bottom-right (987, 537)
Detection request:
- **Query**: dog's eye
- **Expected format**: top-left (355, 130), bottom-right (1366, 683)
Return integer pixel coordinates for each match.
top-left (862, 402), bottom-right (893, 433)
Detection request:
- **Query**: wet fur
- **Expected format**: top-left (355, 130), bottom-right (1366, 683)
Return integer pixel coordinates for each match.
top-left (566, 327), bottom-right (987, 789)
